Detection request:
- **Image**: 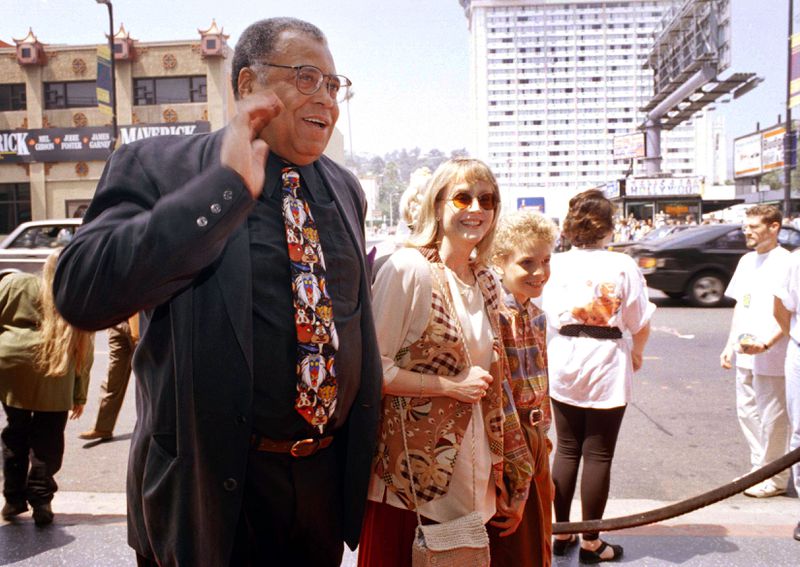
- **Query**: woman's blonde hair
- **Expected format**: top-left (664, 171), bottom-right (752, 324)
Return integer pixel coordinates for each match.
top-left (35, 250), bottom-right (93, 378)
top-left (492, 210), bottom-right (558, 265)
top-left (407, 158), bottom-right (501, 266)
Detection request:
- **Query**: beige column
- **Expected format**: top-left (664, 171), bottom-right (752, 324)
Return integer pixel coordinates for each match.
top-left (205, 57), bottom-right (229, 131)
top-left (115, 60), bottom-right (133, 127)
top-left (22, 65), bottom-right (47, 219)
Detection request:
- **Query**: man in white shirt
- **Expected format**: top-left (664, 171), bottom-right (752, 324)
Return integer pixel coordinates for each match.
top-left (774, 250), bottom-right (800, 540)
top-left (720, 205), bottom-right (791, 498)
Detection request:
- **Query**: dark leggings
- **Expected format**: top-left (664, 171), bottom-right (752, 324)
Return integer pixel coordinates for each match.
top-left (551, 398), bottom-right (626, 541)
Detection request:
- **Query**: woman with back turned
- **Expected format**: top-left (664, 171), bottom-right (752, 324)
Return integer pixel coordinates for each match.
top-left (542, 190), bottom-right (654, 563)
top-left (0, 251), bottom-right (94, 526)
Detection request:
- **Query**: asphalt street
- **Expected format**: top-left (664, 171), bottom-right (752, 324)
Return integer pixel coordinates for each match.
top-left (1, 291), bottom-right (799, 566)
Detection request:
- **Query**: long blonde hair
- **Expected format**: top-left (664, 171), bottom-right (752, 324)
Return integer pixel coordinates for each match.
top-left (35, 251), bottom-right (93, 378)
top-left (407, 158), bottom-right (501, 266)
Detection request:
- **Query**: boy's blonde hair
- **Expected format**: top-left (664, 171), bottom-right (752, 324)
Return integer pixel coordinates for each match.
top-left (492, 210), bottom-right (558, 264)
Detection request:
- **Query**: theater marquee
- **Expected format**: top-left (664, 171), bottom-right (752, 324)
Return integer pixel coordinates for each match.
top-left (0, 121), bottom-right (211, 164)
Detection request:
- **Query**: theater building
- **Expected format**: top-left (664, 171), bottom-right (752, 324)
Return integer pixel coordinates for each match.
top-left (0, 21), bottom-right (345, 235)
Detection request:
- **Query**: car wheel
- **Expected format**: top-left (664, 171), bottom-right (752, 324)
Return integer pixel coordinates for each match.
top-left (687, 273), bottom-right (726, 307)
top-left (664, 291), bottom-right (684, 299)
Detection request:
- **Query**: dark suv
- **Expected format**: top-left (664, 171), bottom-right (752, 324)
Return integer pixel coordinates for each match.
top-left (630, 223), bottom-right (800, 307)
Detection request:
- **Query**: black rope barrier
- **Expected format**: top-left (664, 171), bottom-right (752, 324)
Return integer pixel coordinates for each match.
top-left (552, 445), bottom-right (800, 535)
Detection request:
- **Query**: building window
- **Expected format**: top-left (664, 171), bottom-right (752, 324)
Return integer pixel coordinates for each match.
top-left (0, 183), bottom-right (31, 235)
top-left (133, 76), bottom-right (207, 105)
top-left (44, 81), bottom-right (97, 109)
top-left (0, 84), bottom-right (26, 111)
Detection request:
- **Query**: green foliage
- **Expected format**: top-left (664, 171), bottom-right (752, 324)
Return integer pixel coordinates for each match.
top-left (347, 147), bottom-right (471, 224)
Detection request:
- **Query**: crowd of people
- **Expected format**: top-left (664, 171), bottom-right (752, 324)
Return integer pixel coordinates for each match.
top-left (0, 14), bottom-right (798, 567)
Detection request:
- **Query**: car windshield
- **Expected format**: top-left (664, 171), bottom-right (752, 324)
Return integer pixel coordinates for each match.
top-left (8, 226), bottom-right (75, 249)
top-left (642, 225), bottom-right (673, 240)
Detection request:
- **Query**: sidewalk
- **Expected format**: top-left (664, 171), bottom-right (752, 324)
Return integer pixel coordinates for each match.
top-left (1, 491), bottom-right (797, 566)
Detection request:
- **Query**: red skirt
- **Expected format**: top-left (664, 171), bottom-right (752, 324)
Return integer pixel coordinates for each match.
top-left (357, 500), bottom-right (419, 567)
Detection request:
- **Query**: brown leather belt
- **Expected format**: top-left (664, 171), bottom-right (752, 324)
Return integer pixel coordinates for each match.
top-left (251, 435), bottom-right (334, 458)
top-left (559, 324), bottom-right (622, 340)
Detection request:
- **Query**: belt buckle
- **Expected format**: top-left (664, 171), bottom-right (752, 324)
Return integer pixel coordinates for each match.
top-left (290, 438), bottom-right (319, 458)
top-left (529, 408), bottom-right (543, 426)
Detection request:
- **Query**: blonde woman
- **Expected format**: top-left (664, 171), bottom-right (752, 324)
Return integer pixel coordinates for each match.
top-left (358, 158), bottom-right (534, 567)
top-left (0, 251), bottom-right (93, 526)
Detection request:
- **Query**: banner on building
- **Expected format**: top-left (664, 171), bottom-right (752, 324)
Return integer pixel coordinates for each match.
top-left (118, 121), bottom-right (211, 145)
top-left (613, 132), bottom-right (646, 160)
top-left (0, 122), bottom-right (211, 163)
top-left (0, 127), bottom-right (114, 163)
top-left (790, 33), bottom-right (800, 109)
top-left (626, 177), bottom-right (702, 197)
top-left (96, 45), bottom-right (113, 117)
top-left (517, 197), bottom-right (545, 212)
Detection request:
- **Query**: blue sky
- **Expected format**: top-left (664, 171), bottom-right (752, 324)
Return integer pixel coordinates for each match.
top-left (0, 0), bottom-right (791, 158)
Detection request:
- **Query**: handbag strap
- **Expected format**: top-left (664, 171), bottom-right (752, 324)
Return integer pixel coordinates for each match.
top-left (397, 263), bottom-right (479, 517)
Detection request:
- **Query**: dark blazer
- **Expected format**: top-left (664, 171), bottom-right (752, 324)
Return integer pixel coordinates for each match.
top-left (53, 130), bottom-right (382, 566)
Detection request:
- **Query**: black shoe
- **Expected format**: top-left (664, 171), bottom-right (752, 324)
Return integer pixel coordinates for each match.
top-left (579, 541), bottom-right (624, 564)
top-left (32, 503), bottom-right (53, 527)
top-left (794, 522), bottom-right (800, 541)
top-left (1, 501), bottom-right (28, 520)
top-left (553, 534), bottom-right (579, 556)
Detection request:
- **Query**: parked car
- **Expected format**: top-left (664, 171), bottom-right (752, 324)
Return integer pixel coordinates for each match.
top-left (0, 219), bottom-right (82, 279)
top-left (630, 223), bottom-right (800, 307)
top-left (607, 224), bottom-right (693, 254)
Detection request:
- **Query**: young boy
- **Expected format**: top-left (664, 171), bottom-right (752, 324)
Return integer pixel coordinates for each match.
top-left (490, 210), bottom-right (557, 567)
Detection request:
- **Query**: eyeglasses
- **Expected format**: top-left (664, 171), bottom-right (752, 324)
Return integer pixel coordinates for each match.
top-left (444, 192), bottom-right (498, 211)
top-left (256, 62), bottom-right (352, 102)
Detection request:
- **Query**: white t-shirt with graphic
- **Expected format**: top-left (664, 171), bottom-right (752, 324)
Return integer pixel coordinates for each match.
top-left (542, 248), bottom-right (655, 409)
top-left (725, 246), bottom-right (790, 375)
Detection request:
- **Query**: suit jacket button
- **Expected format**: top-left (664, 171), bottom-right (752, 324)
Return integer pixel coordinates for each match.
top-left (210, 203), bottom-right (221, 214)
top-left (196, 216), bottom-right (208, 227)
top-left (223, 478), bottom-right (237, 492)
top-left (236, 415), bottom-right (247, 425)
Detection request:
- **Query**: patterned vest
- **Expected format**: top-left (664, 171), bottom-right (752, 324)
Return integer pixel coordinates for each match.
top-left (372, 247), bottom-right (533, 510)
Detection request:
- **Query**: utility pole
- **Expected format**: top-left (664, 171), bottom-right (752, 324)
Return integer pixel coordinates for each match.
top-left (784, 0), bottom-right (795, 216)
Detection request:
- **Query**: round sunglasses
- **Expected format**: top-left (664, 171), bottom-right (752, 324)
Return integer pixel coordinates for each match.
top-left (444, 191), bottom-right (498, 211)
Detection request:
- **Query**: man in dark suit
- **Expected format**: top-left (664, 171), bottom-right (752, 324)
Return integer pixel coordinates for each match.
top-left (53, 17), bottom-right (382, 567)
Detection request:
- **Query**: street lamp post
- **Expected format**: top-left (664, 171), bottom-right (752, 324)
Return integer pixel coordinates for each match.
top-left (95, 0), bottom-right (117, 146)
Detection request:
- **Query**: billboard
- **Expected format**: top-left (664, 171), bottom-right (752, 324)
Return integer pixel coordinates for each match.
top-left (791, 33), bottom-right (800, 109)
top-left (613, 132), bottom-right (646, 160)
top-left (647, 0), bottom-right (731, 100)
top-left (761, 126), bottom-right (787, 172)
top-left (733, 133), bottom-right (763, 178)
top-left (517, 197), bottom-right (545, 212)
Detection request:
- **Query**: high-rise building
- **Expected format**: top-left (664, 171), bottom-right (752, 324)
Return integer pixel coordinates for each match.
top-left (459, 0), bottom-right (710, 218)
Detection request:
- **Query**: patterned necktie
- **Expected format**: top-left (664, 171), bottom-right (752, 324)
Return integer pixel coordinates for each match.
top-left (281, 167), bottom-right (338, 434)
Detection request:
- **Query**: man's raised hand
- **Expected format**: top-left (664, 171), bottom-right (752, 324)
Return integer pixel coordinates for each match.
top-left (221, 91), bottom-right (283, 198)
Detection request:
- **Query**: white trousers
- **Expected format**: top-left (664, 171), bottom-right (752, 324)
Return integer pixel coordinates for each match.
top-left (735, 366), bottom-right (790, 488)
top-left (785, 339), bottom-right (800, 495)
